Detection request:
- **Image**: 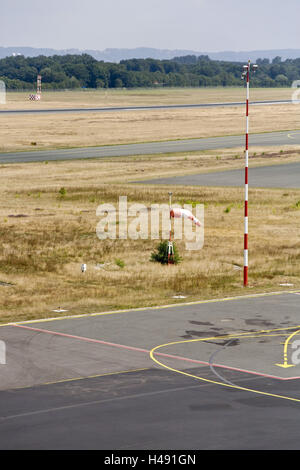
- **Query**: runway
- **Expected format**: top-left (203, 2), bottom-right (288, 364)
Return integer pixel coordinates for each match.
top-left (141, 161), bottom-right (300, 189)
top-left (1, 291), bottom-right (300, 449)
top-left (0, 99), bottom-right (295, 116)
top-left (0, 130), bottom-right (299, 164)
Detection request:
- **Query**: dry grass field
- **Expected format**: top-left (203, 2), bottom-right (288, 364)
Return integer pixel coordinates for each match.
top-left (1, 102), bottom-right (300, 153)
top-left (0, 147), bottom-right (299, 323)
top-left (0, 88), bottom-right (298, 154)
top-left (2, 87), bottom-right (293, 110)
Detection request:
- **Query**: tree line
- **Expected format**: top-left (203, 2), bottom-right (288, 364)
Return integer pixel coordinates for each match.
top-left (0, 53), bottom-right (299, 90)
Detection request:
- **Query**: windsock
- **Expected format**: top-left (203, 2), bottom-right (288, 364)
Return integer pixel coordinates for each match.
top-left (170, 208), bottom-right (201, 226)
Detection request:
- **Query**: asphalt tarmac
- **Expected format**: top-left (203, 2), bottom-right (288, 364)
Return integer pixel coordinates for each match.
top-left (0, 130), bottom-right (299, 164)
top-left (141, 161), bottom-right (300, 189)
top-left (1, 291), bottom-right (300, 449)
top-left (0, 99), bottom-right (294, 115)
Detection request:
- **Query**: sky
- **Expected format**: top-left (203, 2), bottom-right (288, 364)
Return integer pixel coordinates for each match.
top-left (1, 0), bottom-right (300, 52)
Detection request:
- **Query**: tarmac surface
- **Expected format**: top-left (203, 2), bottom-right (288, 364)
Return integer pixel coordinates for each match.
top-left (1, 291), bottom-right (300, 449)
top-left (0, 99), bottom-right (294, 115)
top-left (0, 130), bottom-right (299, 164)
top-left (141, 161), bottom-right (300, 189)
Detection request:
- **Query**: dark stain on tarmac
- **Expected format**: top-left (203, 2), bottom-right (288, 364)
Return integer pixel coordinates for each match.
top-left (180, 330), bottom-right (226, 339)
top-left (203, 338), bottom-right (240, 347)
top-left (245, 319), bottom-right (276, 327)
top-left (189, 321), bottom-right (214, 326)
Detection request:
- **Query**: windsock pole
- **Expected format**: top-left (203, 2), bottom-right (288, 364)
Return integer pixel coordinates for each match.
top-left (168, 192), bottom-right (173, 265)
top-left (244, 61), bottom-right (250, 287)
top-left (241, 60), bottom-right (257, 285)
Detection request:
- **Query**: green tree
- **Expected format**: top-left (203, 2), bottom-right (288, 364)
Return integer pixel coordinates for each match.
top-left (150, 240), bottom-right (181, 265)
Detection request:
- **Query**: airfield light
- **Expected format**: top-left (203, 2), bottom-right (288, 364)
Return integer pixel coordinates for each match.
top-left (241, 60), bottom-right (258, 287)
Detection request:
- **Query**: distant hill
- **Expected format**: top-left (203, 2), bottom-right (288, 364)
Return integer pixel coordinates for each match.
top-left (1, 46), bottom-right (300, 62)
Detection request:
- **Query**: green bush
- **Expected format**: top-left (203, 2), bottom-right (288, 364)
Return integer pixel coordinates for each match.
top-left (115, 258), bottom-right (125, 268)
top-left (58, 187), bottom-right (67, 198)
top-left (150, 240), bottom-right (181, 265)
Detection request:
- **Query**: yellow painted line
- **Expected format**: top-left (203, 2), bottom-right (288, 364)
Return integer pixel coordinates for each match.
top-left (4, 368), bottom-right (149, 392)
top-left (151, 327), bottom-right (300, 348)
top-left (35, 331), bottom-right (298, 392)
top-left (198, 331), bottom-right (300, 342)
top-left (0, 289), bottom-right (298, 328)
top-left (150, 339), bottom-right (300, 404)
top-left (276, 329), bottom-right (300, 368)
top-left (220, 325), bottom-right (300, 339)
top-left (158, 325), bottom-right (300, 345)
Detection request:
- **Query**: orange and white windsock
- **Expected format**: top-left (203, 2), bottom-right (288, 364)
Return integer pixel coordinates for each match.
top-left (170, 208), bottom-right (201, 227)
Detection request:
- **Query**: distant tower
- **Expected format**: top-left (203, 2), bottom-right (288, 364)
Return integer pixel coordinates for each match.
top-left (37, 75), bottom-right (42, 99)
top-left (29, 75), bottom-right (42, 101)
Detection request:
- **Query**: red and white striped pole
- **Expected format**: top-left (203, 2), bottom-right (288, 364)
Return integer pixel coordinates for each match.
top-left (168, 191), bottom-right (174, 265)
top-left (242, 60), bottom-right (258, 287)
top-left (244, 61), bottom-right (250, 287)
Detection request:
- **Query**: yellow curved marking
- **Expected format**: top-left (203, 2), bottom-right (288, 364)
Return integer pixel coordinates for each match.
top-left (150, 335), bottom-right (300, 404)
top-left (192, 332), bottom-right (300, 342)
top-left (158, 325), bottom-right (300, 345)
top-left (276, 329), bottom-right (300, 367)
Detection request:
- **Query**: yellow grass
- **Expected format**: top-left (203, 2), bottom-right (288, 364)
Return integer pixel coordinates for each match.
top-left (1, 103), bottom-right (300, 153)
top-left (2, 87), bottom-right (294, 110)
top-left (0, 148), bottom-right (299, 323)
